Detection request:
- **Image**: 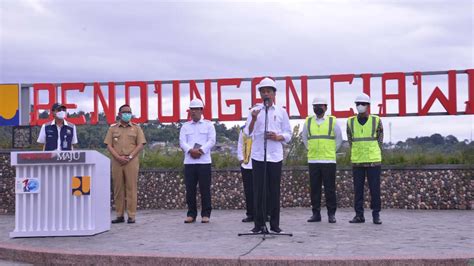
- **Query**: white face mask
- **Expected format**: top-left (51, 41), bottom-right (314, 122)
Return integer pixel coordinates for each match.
top-left (56, 111), bottom-right (67, 120)
top-left (356, 105), bottom-right (367, 114)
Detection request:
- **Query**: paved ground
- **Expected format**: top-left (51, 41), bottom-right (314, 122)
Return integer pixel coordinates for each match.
top-left (0, 260), bottom-right (30, 265)
top-left (0, 208), bottom-right (473, 264)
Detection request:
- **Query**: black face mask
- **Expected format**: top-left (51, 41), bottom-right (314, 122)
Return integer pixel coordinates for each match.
top-left (314, 107), bottom-right (325, 116)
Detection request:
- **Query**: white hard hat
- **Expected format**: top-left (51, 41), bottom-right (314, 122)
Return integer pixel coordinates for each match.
top-left (355, 93), bottom-right (370, 104)
top-left (189, 99), bottom-right (204, 109)
top-left (312, 96), bottom-right (327, 105)
top-left (257, 77), bottom-right (277, 91)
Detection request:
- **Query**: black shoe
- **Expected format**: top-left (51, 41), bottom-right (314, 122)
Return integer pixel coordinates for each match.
top-left (111, 217), bottom-right (125, 224)
top-left (250, 227), bottom-right (262, 233)
top-left (242, 216), bottom-right (254, 223)
top-left (307, 214), bottom-right (321, 222)
top-left (373, 217), bottom-right (382, 224)
top-left (349, 216), bottom-right (365, 223)
top-left (328, 214), bottom-right (336, 223)
top-left (270, 227), bottom-right (283, 233)
top-left (184, 216), bottom-right (196, 223)
top-left (127, 218), bottom-right (135, 224)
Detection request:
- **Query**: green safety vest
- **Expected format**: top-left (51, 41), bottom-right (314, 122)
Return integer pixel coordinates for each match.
top-left (348, 115), bottom-right (382, 163)
top-left (305, 115), bottom-right (336, 161)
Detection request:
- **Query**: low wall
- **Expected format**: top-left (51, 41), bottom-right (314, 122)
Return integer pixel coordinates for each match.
top-left (0, 152), bottom-right (472, 214)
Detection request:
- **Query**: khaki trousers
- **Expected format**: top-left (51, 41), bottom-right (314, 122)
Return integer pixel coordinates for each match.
top-left (111, 157), bottom-right (139, 219)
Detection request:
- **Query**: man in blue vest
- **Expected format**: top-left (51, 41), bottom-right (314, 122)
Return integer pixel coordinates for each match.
top-left (347, 93), bottom-right (383, 225)
top-left (37, 103), bottom-right (78, 151)
top-left (302, 97), bottom-right (342, 223)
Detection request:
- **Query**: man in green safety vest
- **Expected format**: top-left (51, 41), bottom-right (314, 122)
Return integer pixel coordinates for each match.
top-left (347, 93), bottom-right (383, 225)
top-left (302, 97), bottom-right (342, 223)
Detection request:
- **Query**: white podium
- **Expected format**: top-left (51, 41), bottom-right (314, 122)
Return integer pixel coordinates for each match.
top-left (10, 150), bottom-right (110, 238)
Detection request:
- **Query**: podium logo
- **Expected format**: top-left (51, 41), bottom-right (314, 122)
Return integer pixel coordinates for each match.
top-left (0, 84), bottom-right (20, 126)
top-left (72, 176), bottom-right (91, 196)
top-left (15, 178), bottom-right (40, 193)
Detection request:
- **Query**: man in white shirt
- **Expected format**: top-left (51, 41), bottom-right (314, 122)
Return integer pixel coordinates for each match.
top-left (179, 99), bottom-right (216, 224)
top-left (237, 124), bottom-right (254, 222)
top-left (37, 103), bottom-right (78, 151)
top-left (244, 77), bottom-right (292, 234)
top-left (302, 97), bottom-right (343, 223)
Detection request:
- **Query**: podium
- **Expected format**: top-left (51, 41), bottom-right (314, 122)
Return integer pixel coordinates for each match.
top-left (10, 150), bottom-right (110, 238)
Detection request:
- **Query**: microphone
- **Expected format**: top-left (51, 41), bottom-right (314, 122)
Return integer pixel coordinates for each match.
top-left (263, 97), bottom-right (271, 108)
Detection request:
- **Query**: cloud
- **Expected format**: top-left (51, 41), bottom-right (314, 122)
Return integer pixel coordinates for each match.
top-left (1, 0), bottom-right (473, 141)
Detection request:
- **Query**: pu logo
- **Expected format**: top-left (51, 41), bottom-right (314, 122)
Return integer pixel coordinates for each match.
top-left (0, 84), bottom-right (20, 126)
top-left (72, 176), bottom-right (91, 196)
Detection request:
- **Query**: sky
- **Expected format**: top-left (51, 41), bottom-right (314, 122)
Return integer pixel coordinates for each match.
top-left (1, 0), bottom-right (473, 142)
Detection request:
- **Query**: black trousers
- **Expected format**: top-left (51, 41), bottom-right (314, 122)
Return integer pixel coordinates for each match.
top-left (241, 167), bottom-right (254, 218)
top-left (308, 163), bottom-right (337, 215)
top-left (252, 159), bottom-right (282, 229)
top-left (352, 165), bottom-right (381, 218)
top-left (184, 164), bottom-right (212, 218)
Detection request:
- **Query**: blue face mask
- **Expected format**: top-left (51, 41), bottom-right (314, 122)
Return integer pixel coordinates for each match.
top-left (121, 113), bottom-right (132, 122)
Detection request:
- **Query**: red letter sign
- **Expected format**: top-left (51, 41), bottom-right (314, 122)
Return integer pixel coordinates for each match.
top-left (125, 81), bottom-right (148, 124)
top-left (380, 72), bottom-right (407, 116)
top-left (285, 76), bottom-right (308, 118)
top-left (217, 78), bottom-right (243, 121)
top-left (189, 80), bottom-right (212, 120)
top-left (91, 82), bottom-right (116, 124)
top-left (413, 70), bottom-right (457, 115)
top-left (465, 69), bottom-right (474, 114)
top-left (251, 77), bottom-right (266, 107)
top-left (330, 74), bottom-right (355, 118)
top-left (61, 83), bottom-right (86, 125)
top-left (31, 83), bottom-right (56, 126)
top-left (154, 81), bottom-right (180, 123)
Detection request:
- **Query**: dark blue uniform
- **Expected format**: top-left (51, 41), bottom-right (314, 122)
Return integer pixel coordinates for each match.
top-left (37, 121), bottom-right (77, 151)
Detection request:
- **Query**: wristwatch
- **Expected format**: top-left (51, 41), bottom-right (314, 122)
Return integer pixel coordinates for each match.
top-left (128, 155), bottom-right (133, 160)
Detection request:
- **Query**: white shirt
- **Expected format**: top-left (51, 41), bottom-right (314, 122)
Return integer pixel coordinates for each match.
top-left (302, 115), bottom-right (343, 164)
top-left (37, 119), bottom-right (78, 151)
top-left (244, 104), bottom-right (292, 163)
top-left (179, 118), bottom-right (216, 164)
top-left (237, 128), bottom-right (252, 169)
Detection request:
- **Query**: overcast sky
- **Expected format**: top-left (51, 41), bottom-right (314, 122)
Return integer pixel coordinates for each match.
top-left (1, 0), bottom-right (473, 142)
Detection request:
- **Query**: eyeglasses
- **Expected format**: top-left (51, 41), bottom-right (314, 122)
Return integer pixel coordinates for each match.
top-left (355, 102), bottom-right (368, 106)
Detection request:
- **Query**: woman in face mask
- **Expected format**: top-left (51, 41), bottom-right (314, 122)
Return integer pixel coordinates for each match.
top-left (36, 102), bottom-right (78, 151)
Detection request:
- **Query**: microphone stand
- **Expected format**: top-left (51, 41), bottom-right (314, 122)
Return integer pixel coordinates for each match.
top-left (238, 99), bottom-right (293, 239)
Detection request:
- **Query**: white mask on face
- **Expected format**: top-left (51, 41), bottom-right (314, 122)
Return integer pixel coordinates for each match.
top-left (56, 111), bottom-right (67, 120)
top-left (356, 105), bottom-right (367, 114)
